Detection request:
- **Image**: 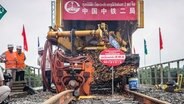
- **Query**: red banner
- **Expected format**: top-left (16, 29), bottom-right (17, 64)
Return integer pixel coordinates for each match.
top-left (63, 0), bottom-right (137, 20)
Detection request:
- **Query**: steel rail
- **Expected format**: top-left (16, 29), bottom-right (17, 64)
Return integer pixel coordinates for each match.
top-left (125, 89), bottom-right (171, 104)
top-left (42, 90), bottom-right (75, 104)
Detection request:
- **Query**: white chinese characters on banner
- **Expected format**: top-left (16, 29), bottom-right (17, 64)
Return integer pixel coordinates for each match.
top-left (92, 8), bottom-right (97, 14)
top-left (81, 7), bottom-right (136, 15)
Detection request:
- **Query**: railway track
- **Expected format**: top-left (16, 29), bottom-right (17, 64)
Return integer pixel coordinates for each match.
top-left (125, 89), bottom-right (170, 104)
top-left (41, 89), bottom-right (170, 104)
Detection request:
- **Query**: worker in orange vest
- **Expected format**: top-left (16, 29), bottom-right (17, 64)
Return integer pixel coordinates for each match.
top-left (1, 44), bottom-right (17, 87)
top-left (15, 46), bottom-right (26, 81)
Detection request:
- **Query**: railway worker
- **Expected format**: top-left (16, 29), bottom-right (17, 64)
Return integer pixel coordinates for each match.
top-left (15, 46), bottom-right (26, 81)
top-left (37, 47), bottom-right (51, 92)
top-left (0, 66), bottom-right (11, 103)
top-left (37, 47), bottom-right (43, 66)
top-left (0, 44), bottom-right (17, 87)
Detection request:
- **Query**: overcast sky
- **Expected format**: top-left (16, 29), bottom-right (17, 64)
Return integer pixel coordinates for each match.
top-left (0, 0), bottom-right (51, 68)
top-left (0, 0), bottom-right (184, 68)
top-left (133, 0), bottom-right (184, 67)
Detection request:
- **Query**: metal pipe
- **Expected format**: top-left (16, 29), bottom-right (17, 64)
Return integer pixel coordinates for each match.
top-left (79, 46), bottom-right (107, 50)
top-left (47, 30), bottom-right (101, 38)
top-left (56, 0), bottom-right (61, 28)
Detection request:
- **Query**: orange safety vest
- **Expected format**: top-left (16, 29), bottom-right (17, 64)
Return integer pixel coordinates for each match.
top-left (5, 51), bottom-right (17, 69)
top-left (15, 52), bottom-right (26, 70)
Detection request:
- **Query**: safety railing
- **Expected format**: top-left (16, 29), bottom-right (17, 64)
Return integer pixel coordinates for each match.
top-left (25, 65), bottom-right (42, 87)
top-left (0, 65), bottom-right (42, 87)
top-left (138, 58), bottom-right (184, 85)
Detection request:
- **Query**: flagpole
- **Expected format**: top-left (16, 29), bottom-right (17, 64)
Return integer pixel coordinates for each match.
top-left (144, 39), bottom-right (147, 66)
top-left (159, 27), bottom-right (163, 85)
top-left (144, 53), bottom-right (146, 66)
top-left (160, 45), bottom-right (163, 85)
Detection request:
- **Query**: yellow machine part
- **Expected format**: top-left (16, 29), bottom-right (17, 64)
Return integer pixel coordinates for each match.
top-left (156, 74), bottom-right (183, 92)
top-left (78, 96), bottom-right (96, 100)
top-left (174, 74), bottom-right (183, 92)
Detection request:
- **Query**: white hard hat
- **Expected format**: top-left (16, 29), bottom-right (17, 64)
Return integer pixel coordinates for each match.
top-left (16, 45), bottom-right (22, 49)
top-left (8, 44), bottom-right (14, 48)
top-left (38, 47), bottom-right (44, 51)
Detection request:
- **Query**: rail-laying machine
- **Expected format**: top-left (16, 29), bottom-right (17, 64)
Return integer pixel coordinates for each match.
top-left (41, 0), bottom-right (144, 96)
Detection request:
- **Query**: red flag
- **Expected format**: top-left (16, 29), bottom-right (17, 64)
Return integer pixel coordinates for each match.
top-left (22, 25), bottom-right (28, 51)
top-left (159, 27), bottom-right (163, 50)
